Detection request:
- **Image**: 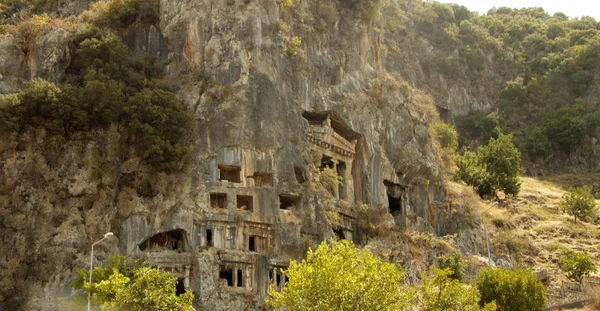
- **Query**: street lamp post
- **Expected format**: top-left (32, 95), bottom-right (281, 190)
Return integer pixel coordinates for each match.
top-left (87, 232), bottom-right (114, 311)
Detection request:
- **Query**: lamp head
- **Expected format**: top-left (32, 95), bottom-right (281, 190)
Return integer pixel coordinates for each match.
top-left (104, 232), bottom-right (114, 238)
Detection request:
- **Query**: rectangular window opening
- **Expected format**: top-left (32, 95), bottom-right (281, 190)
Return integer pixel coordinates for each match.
top-left (218, 165), bottom-right (241, 183)
top-left (206, 229), bottom-right (213, 246)
top-left (237, 269), bottom-right (243, 287)
top-left (279, 195), bottom-right (300, 210)
top-left (219, 267), bottom-right (234, 287)
top-left (210, 193), bottom-right (227, 209)
top-left (249, 236), bottom-right (256, 252)
top-left (236, 195), bottom-right (253, 212)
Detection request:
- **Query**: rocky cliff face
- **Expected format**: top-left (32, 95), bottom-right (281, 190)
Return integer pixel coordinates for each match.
top-left (0, 0), bottom-right (490, 310)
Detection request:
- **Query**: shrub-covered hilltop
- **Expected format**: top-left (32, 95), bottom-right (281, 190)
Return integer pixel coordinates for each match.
top-left (2, 1), bottom-right (600, 170)
top-left (394, 4), bottom-right (600, 172)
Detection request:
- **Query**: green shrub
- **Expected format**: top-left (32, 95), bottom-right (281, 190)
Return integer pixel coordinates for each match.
top-left (0, 79), bottom-right (191, 173)
top-left (559, 185), bottom-right (597, 223)
top-left (436, 252), bottom-right (466, 281)
top-left (455, 134), bottom-right (521, 198)
top-left (286, 36), bottom-right (302, 57)
top-left (455, 110), bottom-right (501, 146)
top-left (475, 268), bottom-right (546, 311)
top-left (430, 122), bottom-right (458, 151)
top-left (88, 0), bottom-right (158, 28)
top-left (559, 250), bottom-right (597, 281)
top-left (124, 88), bottom-right (193, 172)
top-left (74, 32), bottom-right (129, 82)
top-left (421, 267), bottom-right (497, 311)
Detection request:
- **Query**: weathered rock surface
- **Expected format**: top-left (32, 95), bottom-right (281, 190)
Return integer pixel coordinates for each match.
top-left (0, 1), bottom-right (493, 310)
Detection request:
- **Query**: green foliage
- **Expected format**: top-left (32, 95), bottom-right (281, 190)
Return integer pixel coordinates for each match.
top-left (435, 252), bottom-right (465, 281)
top-left (420, 267), bottom-right (496, 311)
top-left (430, 122), bottom-right (458, 151)
top-left (0, 0), bottom-right (58, 23)
top-left (559, 186), bottom-right (597, 223)
top-left (285, 36), bottom-right (302, 57)
top-left (266, 240), bottom-right (415, 311)
top-left (88, 0), bottom-right (159, 28)
top-left (455, 134), bottom-right (521, 198)
top-left (0, 29), bottom-right (192, 173)
top-left (124, 88), bottom-right (193, 172)
top-left (558, 250), bottom-right (598, 281)
top-left (319, 166), bottom-right (342, 192)
top-left (71, 255), bottom-right (193, 311)
top-left (75, 32), bottom-right (130, 81)
top-left (455, 111), bottom-right (501, 146)
top-left (475, 268), bottom-right (546, 311)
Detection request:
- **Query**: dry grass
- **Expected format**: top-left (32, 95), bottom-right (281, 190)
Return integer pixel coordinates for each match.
top-left (478, 174), bottom-right (600, 284)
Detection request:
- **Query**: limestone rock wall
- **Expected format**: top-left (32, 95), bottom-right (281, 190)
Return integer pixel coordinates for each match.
top-left (0, 1), bottom-right (496, 310)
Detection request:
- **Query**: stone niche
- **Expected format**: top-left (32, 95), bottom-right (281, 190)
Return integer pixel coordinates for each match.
top-left (303, 111), bottom-right (360, 203)
top-left (210, 146), bottom-right (273, 188)
top-left (331, 212), bottom-right (355, 241)
top-left (138, 230), bottom-right (194, 294)
top-left (218, 260), bottom-right (255, 293)
top-left (196, 220), bottom-right (272, 253)
top-left (197, 220), bottom-right (236, 249)
top-left (240, 221), bottom-right (272, 253)
top-left (139, 229), bottom-right (189, 252)
top-left (268, 265), bottom-right (289, 293)
top-left (384, 180), bottom-right (405, 216)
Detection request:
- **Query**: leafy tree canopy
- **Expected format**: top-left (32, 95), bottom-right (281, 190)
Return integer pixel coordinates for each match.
top-left (558, 249), bottom-right (598, 281)
top-left (266, 240), bottom-right (414, 311)
top-left (475, 268), bottom-right (546, 311)
top-left (420, 267), bottom-right (496, 311)
top-left (455, 134), bottom-right (521, 197)
top-left (559, 185), bottom-right (597, 223)
top-left (71, 255), bottom-right (194, 311)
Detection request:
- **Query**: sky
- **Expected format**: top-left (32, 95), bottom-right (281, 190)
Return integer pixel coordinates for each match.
top-left (444, 0), bottom-right (600, 20)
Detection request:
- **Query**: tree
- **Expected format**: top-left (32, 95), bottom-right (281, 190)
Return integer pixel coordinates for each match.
top-left (475, 268), bottom-right (546, 311)
top-left (559, 250), bottom-right (597, 281)
top-left (71, 255), bottom-right (194, 311)
top-left (559, 186), bottom-right (597, 223)
top-left (455, 134), bottom-right (521, 198)
top-left (436, 252), bottom-right (466, 281)
top-left (420, 267), bottom-right (497, 311)
top-left (430, 122), bottom-right (459, 151)
top-left (266, 240), bottom-right (414, 311)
